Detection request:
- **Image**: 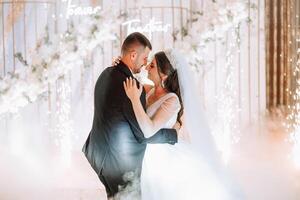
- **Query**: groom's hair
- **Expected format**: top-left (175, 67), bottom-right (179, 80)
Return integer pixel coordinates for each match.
top-left (121, 32), bottom-right (152, 55)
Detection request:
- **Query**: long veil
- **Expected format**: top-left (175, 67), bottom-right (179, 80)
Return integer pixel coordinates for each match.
top-left (165, 49), bottom-right (220, 165)
top-left (165, 49), bottom-right (243, 199)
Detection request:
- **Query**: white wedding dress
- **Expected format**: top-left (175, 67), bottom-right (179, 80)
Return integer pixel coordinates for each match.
top-left (140, 89), bottom-right (238, 200)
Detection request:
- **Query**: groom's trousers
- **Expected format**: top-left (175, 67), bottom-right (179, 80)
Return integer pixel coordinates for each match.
top-left (98, 168), bottom-right (116, 197)
top-left (98, 164), bottom-right (142, 199)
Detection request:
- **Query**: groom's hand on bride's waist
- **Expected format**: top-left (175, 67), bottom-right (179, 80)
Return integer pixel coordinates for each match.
top-left (173, 122), bottom-right (181, 131)
top-left (173, 122), bottom-right (188, 143)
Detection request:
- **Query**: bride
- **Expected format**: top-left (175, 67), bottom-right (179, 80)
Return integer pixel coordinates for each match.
top-left (122, 49), bottom-right (243, 200)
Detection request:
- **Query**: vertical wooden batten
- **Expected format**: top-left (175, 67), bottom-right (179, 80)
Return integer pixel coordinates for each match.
top-left (265, 0), bottom-right (298, 111)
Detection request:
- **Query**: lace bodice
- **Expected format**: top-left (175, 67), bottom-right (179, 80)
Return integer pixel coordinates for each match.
top-left (146, 89), bottom-right (180, 129)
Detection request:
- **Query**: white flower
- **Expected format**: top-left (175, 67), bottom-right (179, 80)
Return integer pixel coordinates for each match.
top-left (0, 9), bottom-right (118, 115)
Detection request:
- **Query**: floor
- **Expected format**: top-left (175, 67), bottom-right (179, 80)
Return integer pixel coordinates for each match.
top-left (1, 119), bottom-right (300, 200)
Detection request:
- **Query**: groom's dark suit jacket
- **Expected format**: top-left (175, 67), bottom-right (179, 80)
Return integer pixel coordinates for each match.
top-left (82, 61), bottom-right (177, 183)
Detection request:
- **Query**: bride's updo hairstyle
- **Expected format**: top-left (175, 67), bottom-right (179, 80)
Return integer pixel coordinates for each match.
top-left (154, 51), bottom-right (183, 126)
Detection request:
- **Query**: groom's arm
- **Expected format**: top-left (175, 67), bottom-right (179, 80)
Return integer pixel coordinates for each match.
top-left (144, 128), bottom-right (178, 144)
top-left (122, 99), bottom-right (178, 145)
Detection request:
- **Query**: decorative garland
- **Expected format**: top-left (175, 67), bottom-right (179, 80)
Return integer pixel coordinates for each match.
top-left (174, 1), bottom-right (255, 74)
top-left (0, 10), bottom-right (120, 115)
top-left (0, 1), bottom-right (254, 118)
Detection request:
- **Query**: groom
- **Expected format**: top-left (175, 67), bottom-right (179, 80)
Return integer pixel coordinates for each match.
top-left (82, 32), bottom-right (178, 199)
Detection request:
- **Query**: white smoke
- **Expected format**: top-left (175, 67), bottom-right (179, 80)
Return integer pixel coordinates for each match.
top-left (114, 172), bottom-right (141, 200)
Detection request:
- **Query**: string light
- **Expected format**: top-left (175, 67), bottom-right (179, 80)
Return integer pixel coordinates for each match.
top-left (212, 26), bottom-right (241, 163)
top-left (287, 54), bottom-right (300, 168)
top-left (286, 1), bottom-right (300, 168)
top-left (53, 78), bottom-right (73, 167)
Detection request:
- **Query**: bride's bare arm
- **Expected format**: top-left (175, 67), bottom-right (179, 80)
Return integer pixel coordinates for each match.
top-left (124, 78), bottom-right (180, 138)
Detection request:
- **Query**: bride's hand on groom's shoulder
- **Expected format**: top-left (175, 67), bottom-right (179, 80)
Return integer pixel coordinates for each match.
top-left (112, 56), bottom-right (121, 66)
top-left (123, 77), bottom-right (143, 102)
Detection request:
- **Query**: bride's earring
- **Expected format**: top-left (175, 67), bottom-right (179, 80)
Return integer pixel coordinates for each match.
top-left (161, 80), bottom-right (165, 88)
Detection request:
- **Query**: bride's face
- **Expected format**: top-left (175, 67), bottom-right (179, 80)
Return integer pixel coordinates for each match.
top-left (146, 58), bottom-right (163, 86)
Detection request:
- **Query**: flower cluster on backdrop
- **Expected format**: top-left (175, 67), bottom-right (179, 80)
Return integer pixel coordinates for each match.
top-left (174, 1), bottom-right (255, 74)
top-left (0, 1), bottom-right (255, 116)
top-left (0, 10), bottom-right (120, 115)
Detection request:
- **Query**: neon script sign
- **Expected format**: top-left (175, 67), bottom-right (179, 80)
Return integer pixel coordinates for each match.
top-left (122, 18), bottom-right (171, 39)
top-left (61, 0), bottom-right (102, 19)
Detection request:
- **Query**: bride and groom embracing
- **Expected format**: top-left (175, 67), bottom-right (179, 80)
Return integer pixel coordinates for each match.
top-left (82, 32), bottom-right (243, 200)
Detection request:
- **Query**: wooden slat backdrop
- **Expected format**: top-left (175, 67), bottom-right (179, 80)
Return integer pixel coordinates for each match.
top-left (0, 0), bottom-right (267, 132)
top-left (266, 0), bottom-right (299, 111)
top-left (0, 1), bottom-right (56, 77)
